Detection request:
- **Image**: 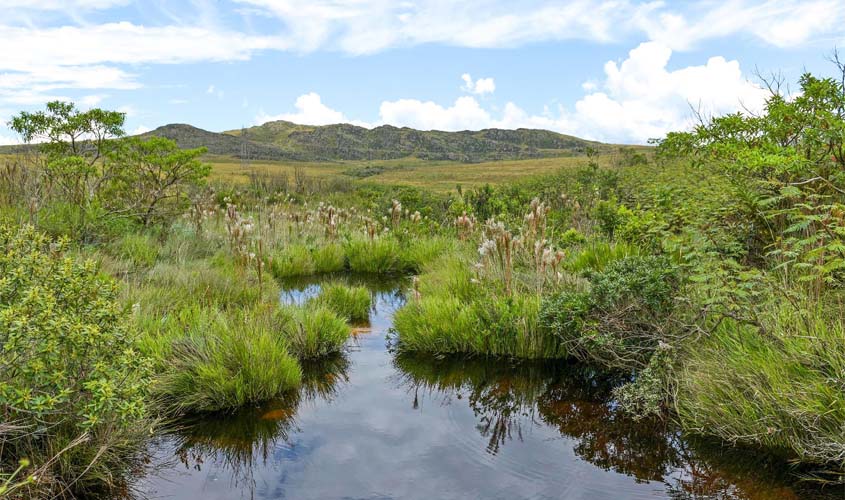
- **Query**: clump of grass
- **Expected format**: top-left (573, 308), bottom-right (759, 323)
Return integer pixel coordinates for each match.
top-left (110, 231), bottom-right (159, 267)
top-left (314, 283), bottom-right (371, 322)
top-left (313, 243), bottom-right (346, 273)
top-left (674, 299), bottom-right (845, 466)
top-left (345, 236), bottom-right (403, 274)
top-left (401, 236), bottom-right (454, 273)
top-left (275, 305), bottom-right (351, 359)
top-left (568, 241), bottom-right (641, 273)
top-left (151, 306), bottom-right (302, 413)
top-left (268, 244), bottom-right (315, 279)
top-left (395, 290), bottom-right (565, 359)
top-left (132, 255), bottom-right (278, 315)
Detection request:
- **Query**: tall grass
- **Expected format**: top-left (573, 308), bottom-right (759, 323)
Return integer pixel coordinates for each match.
top-left (150, 306), bottom-right (302, 413)
top-left (314, 283), bottom-right (372, 322)
top-left (675, 299), bottom-right (845, 466)
top-left (275, 305), bottom-right (351, 359)
top-left (345, 237), bottom-right (404, 274)
top-left (131, 255), bottom-right (278, 315)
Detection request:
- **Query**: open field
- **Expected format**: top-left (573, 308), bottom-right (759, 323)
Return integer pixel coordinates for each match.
top-left (206, 153), bottom-right (626, 192)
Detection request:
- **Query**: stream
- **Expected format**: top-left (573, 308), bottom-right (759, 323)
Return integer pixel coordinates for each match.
top-left (137, 276), bottom-right (832, 499)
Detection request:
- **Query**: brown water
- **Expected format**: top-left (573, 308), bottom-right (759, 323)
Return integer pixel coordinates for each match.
top-left (137, 277), bottom-right (837, 499)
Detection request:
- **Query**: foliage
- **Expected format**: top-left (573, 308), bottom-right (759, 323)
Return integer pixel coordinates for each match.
top-left (541, 255), bottom-right (680, 370)
top-left (106, 136), bottom-right (210, 226)
top-left (0, 224), bottom-right (151, 496)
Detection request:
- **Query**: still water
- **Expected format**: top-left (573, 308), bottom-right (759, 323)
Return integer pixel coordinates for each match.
top-left (138, 277), bottom-right (833, 499)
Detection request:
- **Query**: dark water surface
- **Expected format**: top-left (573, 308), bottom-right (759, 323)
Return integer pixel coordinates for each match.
top-left (138, 277), bottom-right (834, 499)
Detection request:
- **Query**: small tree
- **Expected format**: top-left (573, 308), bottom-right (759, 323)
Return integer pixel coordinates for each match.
top-left (108, 136), bottom-right (210, 226)
top-left (8, 101), bottom-right (125, 205)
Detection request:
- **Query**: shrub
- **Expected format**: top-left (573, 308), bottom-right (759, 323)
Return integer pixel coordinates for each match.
top-left (0, 224), bottom-right (151, 497)
top-left (276, 306), bottom-right (350, 359)
top-left (542, 255), bottom-right (680, 370)
top-left (152, 306), bottom-right (302, 413)
top-left (314, 283), bottom-right (371, 322)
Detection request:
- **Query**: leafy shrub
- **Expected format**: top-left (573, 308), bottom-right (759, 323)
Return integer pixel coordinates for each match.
top-left (0, 224), bottom-right (151, 496)
top-left (314, 283), bottom-right (371, 322)
top-left (543, 255), bottom-right (680, 370)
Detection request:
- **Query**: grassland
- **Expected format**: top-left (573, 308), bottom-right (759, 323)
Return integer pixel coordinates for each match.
top-left (206, 153), bottom-right (624, 192)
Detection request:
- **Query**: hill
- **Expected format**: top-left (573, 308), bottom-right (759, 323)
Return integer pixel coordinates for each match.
top-left (144, 121), bottom-right (608, 162)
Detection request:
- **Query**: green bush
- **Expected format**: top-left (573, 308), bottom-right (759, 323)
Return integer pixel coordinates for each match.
top-left (152, 306), bottom-right (302, 413)
top-left (276, 305), bottom-right (350, 359)
top-left (314, 283), bottom-right (371, 322)
top-left (542, 255), bottom-right (679, 370)
top-left (0, 224), bottom-right (151, 497)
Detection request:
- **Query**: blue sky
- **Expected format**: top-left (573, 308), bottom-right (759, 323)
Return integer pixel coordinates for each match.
top-left (1, 0), bottom-right (844, 145)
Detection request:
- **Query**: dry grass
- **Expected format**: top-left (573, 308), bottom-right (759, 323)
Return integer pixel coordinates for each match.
top-left (205, 154), bottom-right (622, 192)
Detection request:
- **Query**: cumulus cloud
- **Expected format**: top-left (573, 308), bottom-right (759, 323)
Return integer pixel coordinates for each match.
top-left (256, 43), bottom-right (768, 143)
top-left (256, 92), bottom-right (369, 127)
top-left (461, 74), bottom-right (495, 95)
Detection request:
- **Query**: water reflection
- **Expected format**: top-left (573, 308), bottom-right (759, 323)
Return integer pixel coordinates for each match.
top-left (394, 353), bottom-right (837, 499)
top-left (161, 354), bottom-right (350, 492)
top-left (140, 278), bottom-right (839, 500)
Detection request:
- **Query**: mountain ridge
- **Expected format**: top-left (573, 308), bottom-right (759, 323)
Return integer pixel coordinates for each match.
top-left (143, 120), bottom-right (609, 162)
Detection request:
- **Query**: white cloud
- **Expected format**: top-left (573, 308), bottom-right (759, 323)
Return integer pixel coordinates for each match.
top-left (2, 0), bottom-right (128, 9)
top-left (235, 0), bottom-right (845, 54)
top-left (168, 98), bottom-right (188, 105)
top-left (254, 43), bottom-right (768, 143)
top-left (256, 92), bottom-right (369, 127)
top-left (0, 133), bottom-right (21, 146)
top-left (81, 95), bottom-right (106, 107)
top-left (206, 85), bottom-right (224, 99)
top-left (460, 74), bottom-right (495, 95)
top-left (130, 125), bottom-right (152, 135)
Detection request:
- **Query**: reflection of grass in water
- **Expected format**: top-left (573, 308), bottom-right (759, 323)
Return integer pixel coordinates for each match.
top-left (165, 353), bottom-right (350, 487)
top-left (393, 353), bottom-right (566, 454)
top-left (394, 353), bottom-right (825, 498)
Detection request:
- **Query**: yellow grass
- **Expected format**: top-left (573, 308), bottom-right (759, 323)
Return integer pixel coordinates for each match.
top-left (206, 154), bottom-right (622, 192)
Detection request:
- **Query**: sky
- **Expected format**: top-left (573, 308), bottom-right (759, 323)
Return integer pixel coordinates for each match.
top-left (1, 0), bottom-right (844, 145)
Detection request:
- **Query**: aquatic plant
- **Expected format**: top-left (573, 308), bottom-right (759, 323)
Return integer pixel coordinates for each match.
top-left (152, 306), bottom-right (302, 413)
top-left (276, 305), bottom-right (351, 359)
top-left (314, 283), bottom-right (372, 323)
